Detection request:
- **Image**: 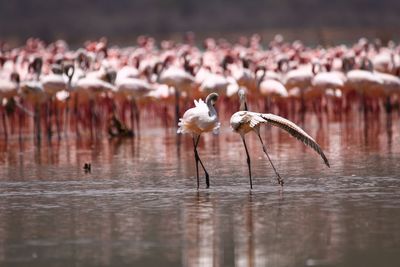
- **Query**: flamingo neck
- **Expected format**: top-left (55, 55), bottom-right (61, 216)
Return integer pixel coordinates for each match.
top-left (206, 98), bottom-right (217, 118)
top-left (256, 66), bottom-right (266, 89)
top-left (239, 96), bottom-right (248, 111)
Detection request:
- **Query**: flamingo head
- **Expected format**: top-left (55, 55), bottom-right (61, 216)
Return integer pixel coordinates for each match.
top-left (10, 72), bottom-right (20, 84)
top-left (206, 92), bottom-right (219, 106)
top-left (51, 64), bottom-right (63, 75)
top-left (0, 54), bottom-right (5, 67)
top-left (63, 64), bottom-right (75, 81)
top-left (29, 57), bottom-right (43, 76)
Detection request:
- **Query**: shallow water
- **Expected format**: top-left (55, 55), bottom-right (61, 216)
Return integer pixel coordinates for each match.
top-left (0, 113), bottom-right (400, 267)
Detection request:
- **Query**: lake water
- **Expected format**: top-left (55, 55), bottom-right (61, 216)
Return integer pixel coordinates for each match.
top-left (0, 113), bottom-right (399, 267)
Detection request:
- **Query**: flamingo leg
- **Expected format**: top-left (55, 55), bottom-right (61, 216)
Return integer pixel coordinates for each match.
top-left (1, 107), bottom-right (7, 140)
top-left (34, 104), bottom-right (41, 144)
top-left (55, 101), bottom-right (62, 141)
top-left (175, 89), bottom-right (180, 127)
top-left (130, 98), bottom-right (136, 136)
top-left (256, 132), bottom-right (284, 186)
top-left (64, 97), bottom-right (70, 138)
top-left (163, 105), bottom-right (169, 128)
top-left (361, 92), bottom-right (367, 115)
top-left (300, 89), bottom-right (306, 113)
top-left (89, 99), bottom-right (95, 140)
top-left (241, 134), bottom-right (253, 189)
top-left (135, 105), bottom-right (140, 135)
top-left (73, 94), bottom-right (80, 139)
top-left (192, 136), bottom-right (200, 189)
top-left (18, 98), bottom-right (24, 142)
top-left (46, 98), bottom-right (53, 142)
top-left (385, 95), bottom-right (392, 114)
top-left (193, 135), bottom-right (210, 188)
top-left (132, 98), bottom-right (140, 135)
top-left (93, 99), bottom-right (101, 139)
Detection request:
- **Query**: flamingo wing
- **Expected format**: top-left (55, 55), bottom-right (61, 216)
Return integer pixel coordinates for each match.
top-left (249, 113), bottom-right (265, 128)
top-left (259, 113), bottom-right (330, 167)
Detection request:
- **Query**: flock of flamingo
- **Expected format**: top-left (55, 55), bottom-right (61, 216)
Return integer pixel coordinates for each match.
top-left (0, 35), bottom-right (399, 147)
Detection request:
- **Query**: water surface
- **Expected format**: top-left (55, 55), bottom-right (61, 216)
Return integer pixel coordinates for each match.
top-left (0, 113), bottom-right (400, 267)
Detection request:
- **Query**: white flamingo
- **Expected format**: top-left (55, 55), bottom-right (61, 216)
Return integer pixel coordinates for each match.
top-left (230, 90), bottom-right (330, 188)
top-left (177, 93), bottom-right (220, 189)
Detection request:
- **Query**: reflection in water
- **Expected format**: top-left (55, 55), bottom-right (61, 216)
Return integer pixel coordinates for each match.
top-left (234, 193), bottom-right (256, 267)
top-left (0, 113), bottom-right (400, 266)
top-left (182, 192), bottom-right (216, 267)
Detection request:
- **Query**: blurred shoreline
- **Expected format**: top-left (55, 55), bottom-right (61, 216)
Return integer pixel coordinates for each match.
top-left (2, 26), bottom-right (399, 48)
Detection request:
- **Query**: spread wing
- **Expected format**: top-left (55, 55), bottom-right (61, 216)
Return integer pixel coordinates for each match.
top-left (260, 113), bottom-right (330, 167)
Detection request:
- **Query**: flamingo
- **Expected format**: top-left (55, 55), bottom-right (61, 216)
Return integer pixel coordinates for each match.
top-left (230, 89), bottom-right (330, 189)
top-left (177, 93), bottom-right (220, 189)
top-left (199, 72), bottom-right (230, 96)
top-left (230, 57), bottom-right (257, 94)
top-left (344, 57), bottom-right (383, 113)
top-left (284, 61), bottom-right (314, 113)
top-left (20, 80), bottom-right (47, 143)
top-left (41, 63), bottom-right (67, 140)
top-left (72, 56), bottom-right (116, 138)
top-left (371, 48), bottom-right (398, 74)
top-left (156, 56), bottom-right (198, 126)
top-left (75, 74), bottom-right (115, 139)
top-left (309, 60), bottom-right (346, 116)
top-left (114, 72), bottom-right (155, 135)
top-left (19, 57), bottom-right (46, 143)
top-left (0, 72), bottom-right (20, 139)
top-left (374, 68), bottom-right (400, 113)
top-left (4, 36), bottom-right (400, 142)
top-left (116, 65), bottom-right (140, 80)
top-left (256, 66), bottom-right (288, 114)
top-left (61, 63), bottom-right (75, 136)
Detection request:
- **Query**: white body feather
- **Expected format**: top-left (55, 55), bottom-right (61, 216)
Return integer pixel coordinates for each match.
top-left (177, 98), bottom-right (220, 135)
